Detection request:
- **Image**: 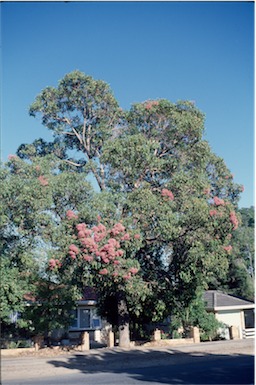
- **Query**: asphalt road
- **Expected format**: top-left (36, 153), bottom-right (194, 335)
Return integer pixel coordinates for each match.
top-left (2, 339), bottom-right (254, 385)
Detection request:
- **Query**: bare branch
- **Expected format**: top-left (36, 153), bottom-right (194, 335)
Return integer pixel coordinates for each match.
top-left (82, 117), bottom-right (86, 147)
top-left (63, 159), bottom-right (84, 167)
top-left (62, 131), bottom-right (76, 136)
top-left (72, 127), bottom-right (83, 145)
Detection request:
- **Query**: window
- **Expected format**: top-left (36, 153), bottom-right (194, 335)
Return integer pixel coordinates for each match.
top-left (80, 309), bottom-right (90, 328)
top-left (70, 307), bottom-right (101, 330)
top-left (92, 318), bottom-right (101, 328)
top-left (70, 309), bottom-right (78, 328)
top-left (244, 309), bottom-right (255, 329)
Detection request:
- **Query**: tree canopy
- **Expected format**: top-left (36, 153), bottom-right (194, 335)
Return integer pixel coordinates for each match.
top-left (2, 70), bottom-right (247, 346)
top-left (213, 206), bottom-right (254, 301)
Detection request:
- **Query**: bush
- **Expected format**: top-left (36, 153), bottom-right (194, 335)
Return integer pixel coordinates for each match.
top-left (171, 330), bottom-right (182, 339)
top-left (1, 339), bottom-right (33, 349)
top-left (169, 292), bottom-right (224, 341)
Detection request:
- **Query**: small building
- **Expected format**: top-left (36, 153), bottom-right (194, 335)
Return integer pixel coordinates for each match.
top-left (68, 287), bottom-right (111, 345)
top-left (203, 290), bottom-right (255, 339)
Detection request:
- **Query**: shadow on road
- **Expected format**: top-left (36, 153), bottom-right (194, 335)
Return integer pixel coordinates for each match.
top-left (48, 347), bottom-right (254, 384)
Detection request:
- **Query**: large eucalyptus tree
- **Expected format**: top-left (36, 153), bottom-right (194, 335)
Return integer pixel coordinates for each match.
top-left (27, 71), bottom-right (243, 346)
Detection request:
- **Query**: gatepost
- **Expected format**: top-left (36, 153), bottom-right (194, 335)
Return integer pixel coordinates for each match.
top-left (33, 335), bottom-right (44, 351)
top-left (108, 330), bottom-right (115, 348)
top-left (229, 325), bottom-right (240, 340)
top-left (153, 329), bottom-right (161, 341)
top-left (80, 331), bottom-right (90, 351)
top-left (192, 327), bottom-right (200, 343)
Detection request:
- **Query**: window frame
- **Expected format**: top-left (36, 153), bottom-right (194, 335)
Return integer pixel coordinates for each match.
top-left (69, 306), bottom-right (101, 331)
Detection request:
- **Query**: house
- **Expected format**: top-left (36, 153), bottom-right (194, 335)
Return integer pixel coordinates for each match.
top-left (68, 287), bottom-right (111, 345)
top-left (203, 290), bottom-right (255, 339)
top-left (22, 286), bottom-right (110, 346)
top-left (70, 288), bottom-right (255, 343)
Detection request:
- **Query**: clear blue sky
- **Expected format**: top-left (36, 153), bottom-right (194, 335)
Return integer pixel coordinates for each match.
top-left (1, 1), bottom-right (254, 208)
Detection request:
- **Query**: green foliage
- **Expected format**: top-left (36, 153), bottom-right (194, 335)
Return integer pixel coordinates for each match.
top-left (23, 281), bottom-right (80, 335)
top-left (102, 134), bottom-right (162, 190)
top-left (0, 259), bottom-right (29, 324)
top-left (3, 339), bottom-right (33, 349)
top-left (2, 70), bottom-right (245, 342)
top-left (0, 159), bottom-right (45, 325)
top-left (233, 207), bottom-right (254, 275)
top-left (170, 291), bottom-right (223, 341)
top-left (29, 70), bottom-right (122, 191)
top-left (213, 206), bottom-right (254, 301)
top-left (0, 153), bottom-right (95, 333)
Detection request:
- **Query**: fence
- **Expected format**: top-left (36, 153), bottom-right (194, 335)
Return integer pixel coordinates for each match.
top-left (242, 328), bottom-right (255, 339)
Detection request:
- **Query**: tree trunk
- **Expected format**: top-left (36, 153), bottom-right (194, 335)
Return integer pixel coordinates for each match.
top-left (117, 293), bottom-right (130, 348)
top-left (33, 335), bottom-right (44, 351)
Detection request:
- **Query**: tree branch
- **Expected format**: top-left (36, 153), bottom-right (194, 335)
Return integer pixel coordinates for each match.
top-left (72, 127), bottom-right (83, 145)
top-left (63, 159), bottom-right (84, 167)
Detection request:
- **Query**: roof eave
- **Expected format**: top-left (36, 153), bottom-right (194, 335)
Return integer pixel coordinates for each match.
top-left (77, 300), bottom-right (97, 306)
top-left (207, 304), bottom-right (255, 311)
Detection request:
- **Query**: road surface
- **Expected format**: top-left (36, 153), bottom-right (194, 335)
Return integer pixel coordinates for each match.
top-left (1, 339), bottom-right (254, 385)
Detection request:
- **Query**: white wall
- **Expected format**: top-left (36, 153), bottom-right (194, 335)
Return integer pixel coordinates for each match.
top-left (215, 310), bottom-right (243, 339)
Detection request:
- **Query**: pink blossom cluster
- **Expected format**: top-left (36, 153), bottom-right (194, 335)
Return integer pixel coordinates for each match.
top-left (223, 245), bottom-right (232, 253)
top-left (66, 210), bottom-right (78, 220)
top-left (145, 100), bottom-right (159, 110)
top-left (76, 223), bottom-right (93, 240)
top-left (161, 188), bottom-right (174, 201)
top-left (92, 223), bottom-right (107, 243)
top-left (38, 175), bottom-right (49, 186)
top-left (112, 265), bottom-right (139, 281)
top-left (224, 173), bottom-right (234, 180)
top-left (123, 274), bottom-right (131, 280)
top-left (203, 187), bottom-right (211, 195)
top-left (67, 221), bottom-right (141, 281)
top-left (83, 255), bottom-right (93, 262)
top-left (81, 237), bottom-right (98, 255)
top-left (97, 238), bottom-right (124, 264)
top-left (8, 154), bottom-right (17, 160)
top-left (69, 244), bottom-right (80, 259)
top-left (110, 222), bottom-right (126, 236)
top-left (209, 209), bottom-right (223, 218)
top-left (74, 222), bottom-right (127, 265)
top-left (213, 196), bottom-right (225, 206)
top-left (99, 268), bottom-right (108, 275)
top-left (230, 211), bottom-right (239, 230)
top-left (48, 258), bottom-right (62, 270)
top-left (121, 233), bottom-right (130, 241)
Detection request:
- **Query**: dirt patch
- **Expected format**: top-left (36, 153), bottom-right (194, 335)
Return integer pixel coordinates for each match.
top-left (1, 345), bottom-right (83, 358)
top-left (2, 339), bottom-right (193, 358)
top-left (2, 338), bottom-right (254, 358)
